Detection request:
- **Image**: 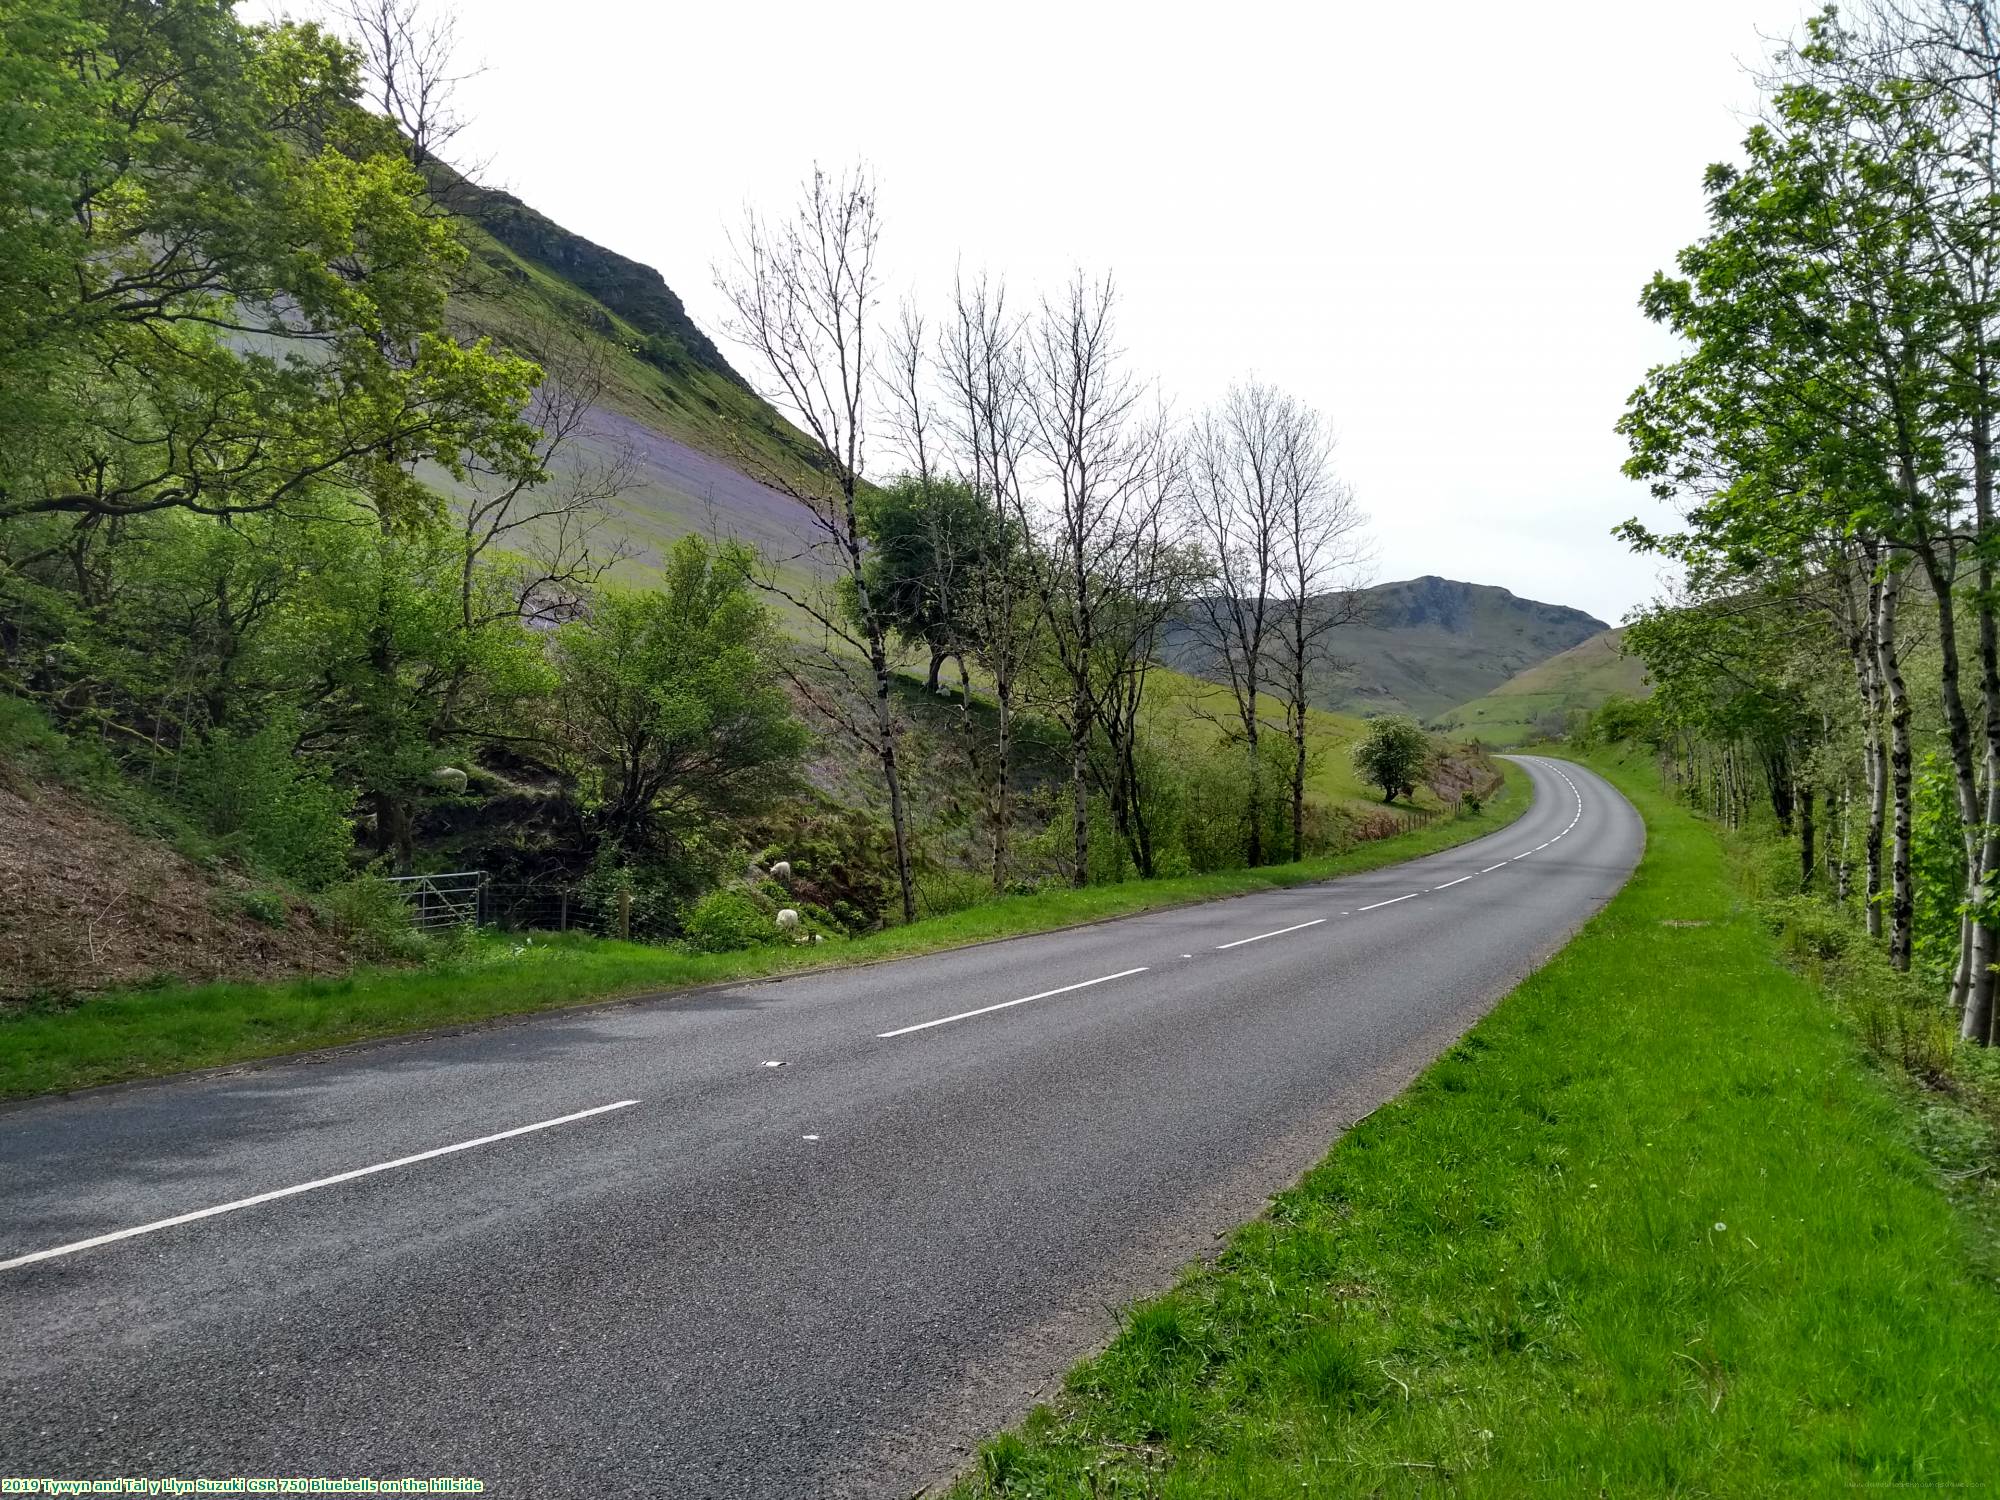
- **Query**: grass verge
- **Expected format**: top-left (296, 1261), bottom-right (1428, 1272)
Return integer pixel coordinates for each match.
top-left (953, 749), bottom-right (2000, 1497)
top-left (0, 764), bottom-right (1529, 1103)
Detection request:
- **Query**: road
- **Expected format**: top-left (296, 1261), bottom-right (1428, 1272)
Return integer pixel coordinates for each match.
top-left (0, 755), bottom-right (1642, 1498)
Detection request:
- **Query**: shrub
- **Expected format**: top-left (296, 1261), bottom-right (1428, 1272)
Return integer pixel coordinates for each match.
top-left (318, 877), bottom-right (425, 960)
top-left (175, 721), bottom-right (352, 889)
top-left (681, 887), bottom-right (780, 954)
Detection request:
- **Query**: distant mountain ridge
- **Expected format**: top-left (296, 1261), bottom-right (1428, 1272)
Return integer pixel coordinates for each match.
top-left (1163, 576), bottom-right (1608, 721)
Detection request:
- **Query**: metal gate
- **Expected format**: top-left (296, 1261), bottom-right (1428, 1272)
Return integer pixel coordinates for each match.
top-left (382, 870), bottom-right (486, 931)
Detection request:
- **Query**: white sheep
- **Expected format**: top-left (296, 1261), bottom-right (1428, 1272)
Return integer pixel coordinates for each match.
top-left (770, 860), bottom-right (793, 881)
top-left (775, 908), bottom-right (801, 933)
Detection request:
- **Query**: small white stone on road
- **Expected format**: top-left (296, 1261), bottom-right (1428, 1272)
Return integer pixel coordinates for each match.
top-left (802, 1134), bottom-right (819, 1141)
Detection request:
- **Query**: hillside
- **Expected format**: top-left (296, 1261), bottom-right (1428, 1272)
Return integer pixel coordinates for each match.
top-left (1433, 627), bottom-right (1649, 745)
top-left (436, 176), bottom-right (832, 578)
top-left (1162, 576), bottom-right (1607, 720)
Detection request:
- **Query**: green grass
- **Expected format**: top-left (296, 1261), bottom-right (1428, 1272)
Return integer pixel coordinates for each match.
top-left (952, 748), bottom-right (2000, 1497)
top-left (1434, 628), bottom-right (1649, 747)
top-left (0, 762), bottom-right (1529, 1102)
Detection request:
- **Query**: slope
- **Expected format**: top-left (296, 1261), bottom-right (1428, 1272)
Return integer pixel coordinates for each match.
top-left (1434, 626), bottom-right (1649, 745)
top-left (1161, 576), bottom-right (1607, 720)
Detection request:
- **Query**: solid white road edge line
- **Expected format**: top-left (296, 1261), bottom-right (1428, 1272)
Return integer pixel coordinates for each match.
top-left (1215, 918), bottom-right (1326, 951)
top-left (1358, 893), bottom-right (1419, 912)
top-left (0, 1099), bottom-right (641, 1273)
top-left (877, 967), bottom-right (1149, 1039)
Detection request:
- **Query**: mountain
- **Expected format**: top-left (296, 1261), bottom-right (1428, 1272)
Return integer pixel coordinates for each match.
top-left (1433, 627), bottom-right (1650, 745)
top-left (434, 175), bottom-right (830, 579)
top-left (1163, 576), bottom-right (1608, 721)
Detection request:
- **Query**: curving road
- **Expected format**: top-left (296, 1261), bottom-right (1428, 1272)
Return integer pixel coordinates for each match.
top-left (0, 755), bottom-right (1641, 1498)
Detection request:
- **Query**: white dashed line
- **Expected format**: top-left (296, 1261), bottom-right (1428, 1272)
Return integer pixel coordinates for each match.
top-left (1358, 893), bottom-right (1420, 912)
top-left (1216, 918), bottom-right (1326, 950)
top-left (1433, 875), bottom-right (1473, 890)
top-left (1481, 863), bottom-right (1508, 874)
top-left (877, 967), bottom-right (1149, 1039)
top-left (0, 1099), bottom-right (642, 1273)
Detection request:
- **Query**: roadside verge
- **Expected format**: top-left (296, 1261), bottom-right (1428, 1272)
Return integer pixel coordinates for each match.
top-left (951, 750), bottom-right (2000, 1496)
top-left (0, 763), bottom-right (1529, 1102)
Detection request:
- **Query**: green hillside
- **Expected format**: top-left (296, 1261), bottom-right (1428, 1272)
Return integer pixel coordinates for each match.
top-left (1433, 627), bottom-right (1649, 745)
top-left (1163, 576), bottom-right (1607, 720)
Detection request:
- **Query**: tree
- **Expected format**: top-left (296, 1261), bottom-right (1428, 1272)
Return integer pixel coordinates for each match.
top-left (1186, 381), bottom-right (1368, 865)
top-left (1019, 274), bottom-right (1175, 886)
top-left (715, 165), bottom-right (920, 924)
top-left (1353, 716), bottom-right (1430, 803)
top-left (938, 271), bottom-right (1042, 890)
top-left (0, 0), bottom-right (542, 536)
top-left (552, 537), bottom-right (806, 856)
top-left (854, 475), bottom-right (992, 692)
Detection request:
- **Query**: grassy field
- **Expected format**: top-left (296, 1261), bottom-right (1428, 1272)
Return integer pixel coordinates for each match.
top-left (1434, 628), bottom-right (1648, 747)
top-left (1135, 667), bottom-right (1463, 816)
top-left (0, 762), bottom-right (1527, 1102)
top-left (952, 748), bottom-right (2000, 1497)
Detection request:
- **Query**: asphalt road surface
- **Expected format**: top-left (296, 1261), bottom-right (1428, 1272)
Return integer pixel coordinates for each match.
top-left (0, 755), bottom-right (1642, 1498)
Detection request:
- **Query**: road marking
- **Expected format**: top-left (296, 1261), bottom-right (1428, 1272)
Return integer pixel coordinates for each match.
top-left (0, 1100), bottom-right (640, 1273)
top-left (1433, 875), bottom-right (1473, 890)
top-left (1358, 893), bottom-right (1419, 912)
top-left (877, 967), bottom-right (1149, 1039)
top-left (1215, 918), bottom-right (1325, 950)
top-left (1481, 863), bottom-right (1507, 874)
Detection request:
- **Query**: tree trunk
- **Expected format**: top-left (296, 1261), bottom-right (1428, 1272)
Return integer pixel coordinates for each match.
top-left (1880, 569), bottom-right (1915, 971)
top-left (1244, 688), bottom-right (1262, 868)
top-left (926, 647), bottom-right (945, 694)
top-left (1968, 392), bottom-right (2000, 1044)
top-left (991, 676), bottom-right (1012, 893)
top-left (1799, 782), bottom-right (1816, 890)
top-left (1918, 545), bottom-right (1982, 1011)
top-left (1290, 696), bottom-right (1308, 863)
top-left (866, 636), bottom-right (917, 925)
top-left (1070, 700), bottom-right (1091, 888)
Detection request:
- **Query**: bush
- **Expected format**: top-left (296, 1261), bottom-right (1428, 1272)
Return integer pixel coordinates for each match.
top-left (175, 721), bottom-right (352, 889)
top-left (681, 887), bottom-right (780, 954)
top-left (1761, 895), bottom-right (1851, 961)
top-left (318, 877), bottom-right (424, 960)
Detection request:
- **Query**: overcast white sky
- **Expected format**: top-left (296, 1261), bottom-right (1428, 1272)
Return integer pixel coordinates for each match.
top-left (343, 0), bottom-right (1788, 623)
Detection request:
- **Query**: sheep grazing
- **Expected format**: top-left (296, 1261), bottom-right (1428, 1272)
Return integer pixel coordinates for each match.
top-left (775, 908), bottom-right (801, 933)
top-left (770, 860), bottom-right (792, 881)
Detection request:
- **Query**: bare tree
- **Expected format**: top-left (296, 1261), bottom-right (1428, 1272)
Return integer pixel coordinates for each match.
top-left (715, 165), bottom-right (918, 924)
top-left (1185, 382), bottom-right (1295, 866)
top-left (339, 0), bottom-right (483, 184)
top-left (1087, 439), bottom-right (1198, 878)
top-left (939, 272), bottom-right (1042, 890)
top-left (1020, 274), bottom-right (1172, 885)
top-left (1269, 413), bottom-right (1369, 860)
top-left (456, 317), bottom-right (634, 629)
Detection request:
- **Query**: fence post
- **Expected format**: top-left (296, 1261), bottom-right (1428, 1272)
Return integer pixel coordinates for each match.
top-left (559, 891), bottom-right (569, 933)
top-left (618, 889), bottom-right (632, 942)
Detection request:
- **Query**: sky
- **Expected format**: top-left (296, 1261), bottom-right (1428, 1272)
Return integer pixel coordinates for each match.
top-left (307, 0), bottom-right (1791, 624)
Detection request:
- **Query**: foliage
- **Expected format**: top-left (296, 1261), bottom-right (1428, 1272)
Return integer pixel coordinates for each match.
top-left (680, 887), bottom-right (781, 954)
top-left (553, 536), bottom-right (807, 856)
top-left (1350, 715), bottom-right (1430, 802)
top-left (173, 721), bottom-right (353, 890)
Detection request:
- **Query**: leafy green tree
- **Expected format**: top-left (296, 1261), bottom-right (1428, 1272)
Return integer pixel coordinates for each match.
top-left (855, 475), bottom-right (995, 692)
top-left (1352, 716), bottom-right (1430, 803)
top-left (0, 0), bottom-right (542, 534)
top-left (553, 538), bottom-right (807, 858)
